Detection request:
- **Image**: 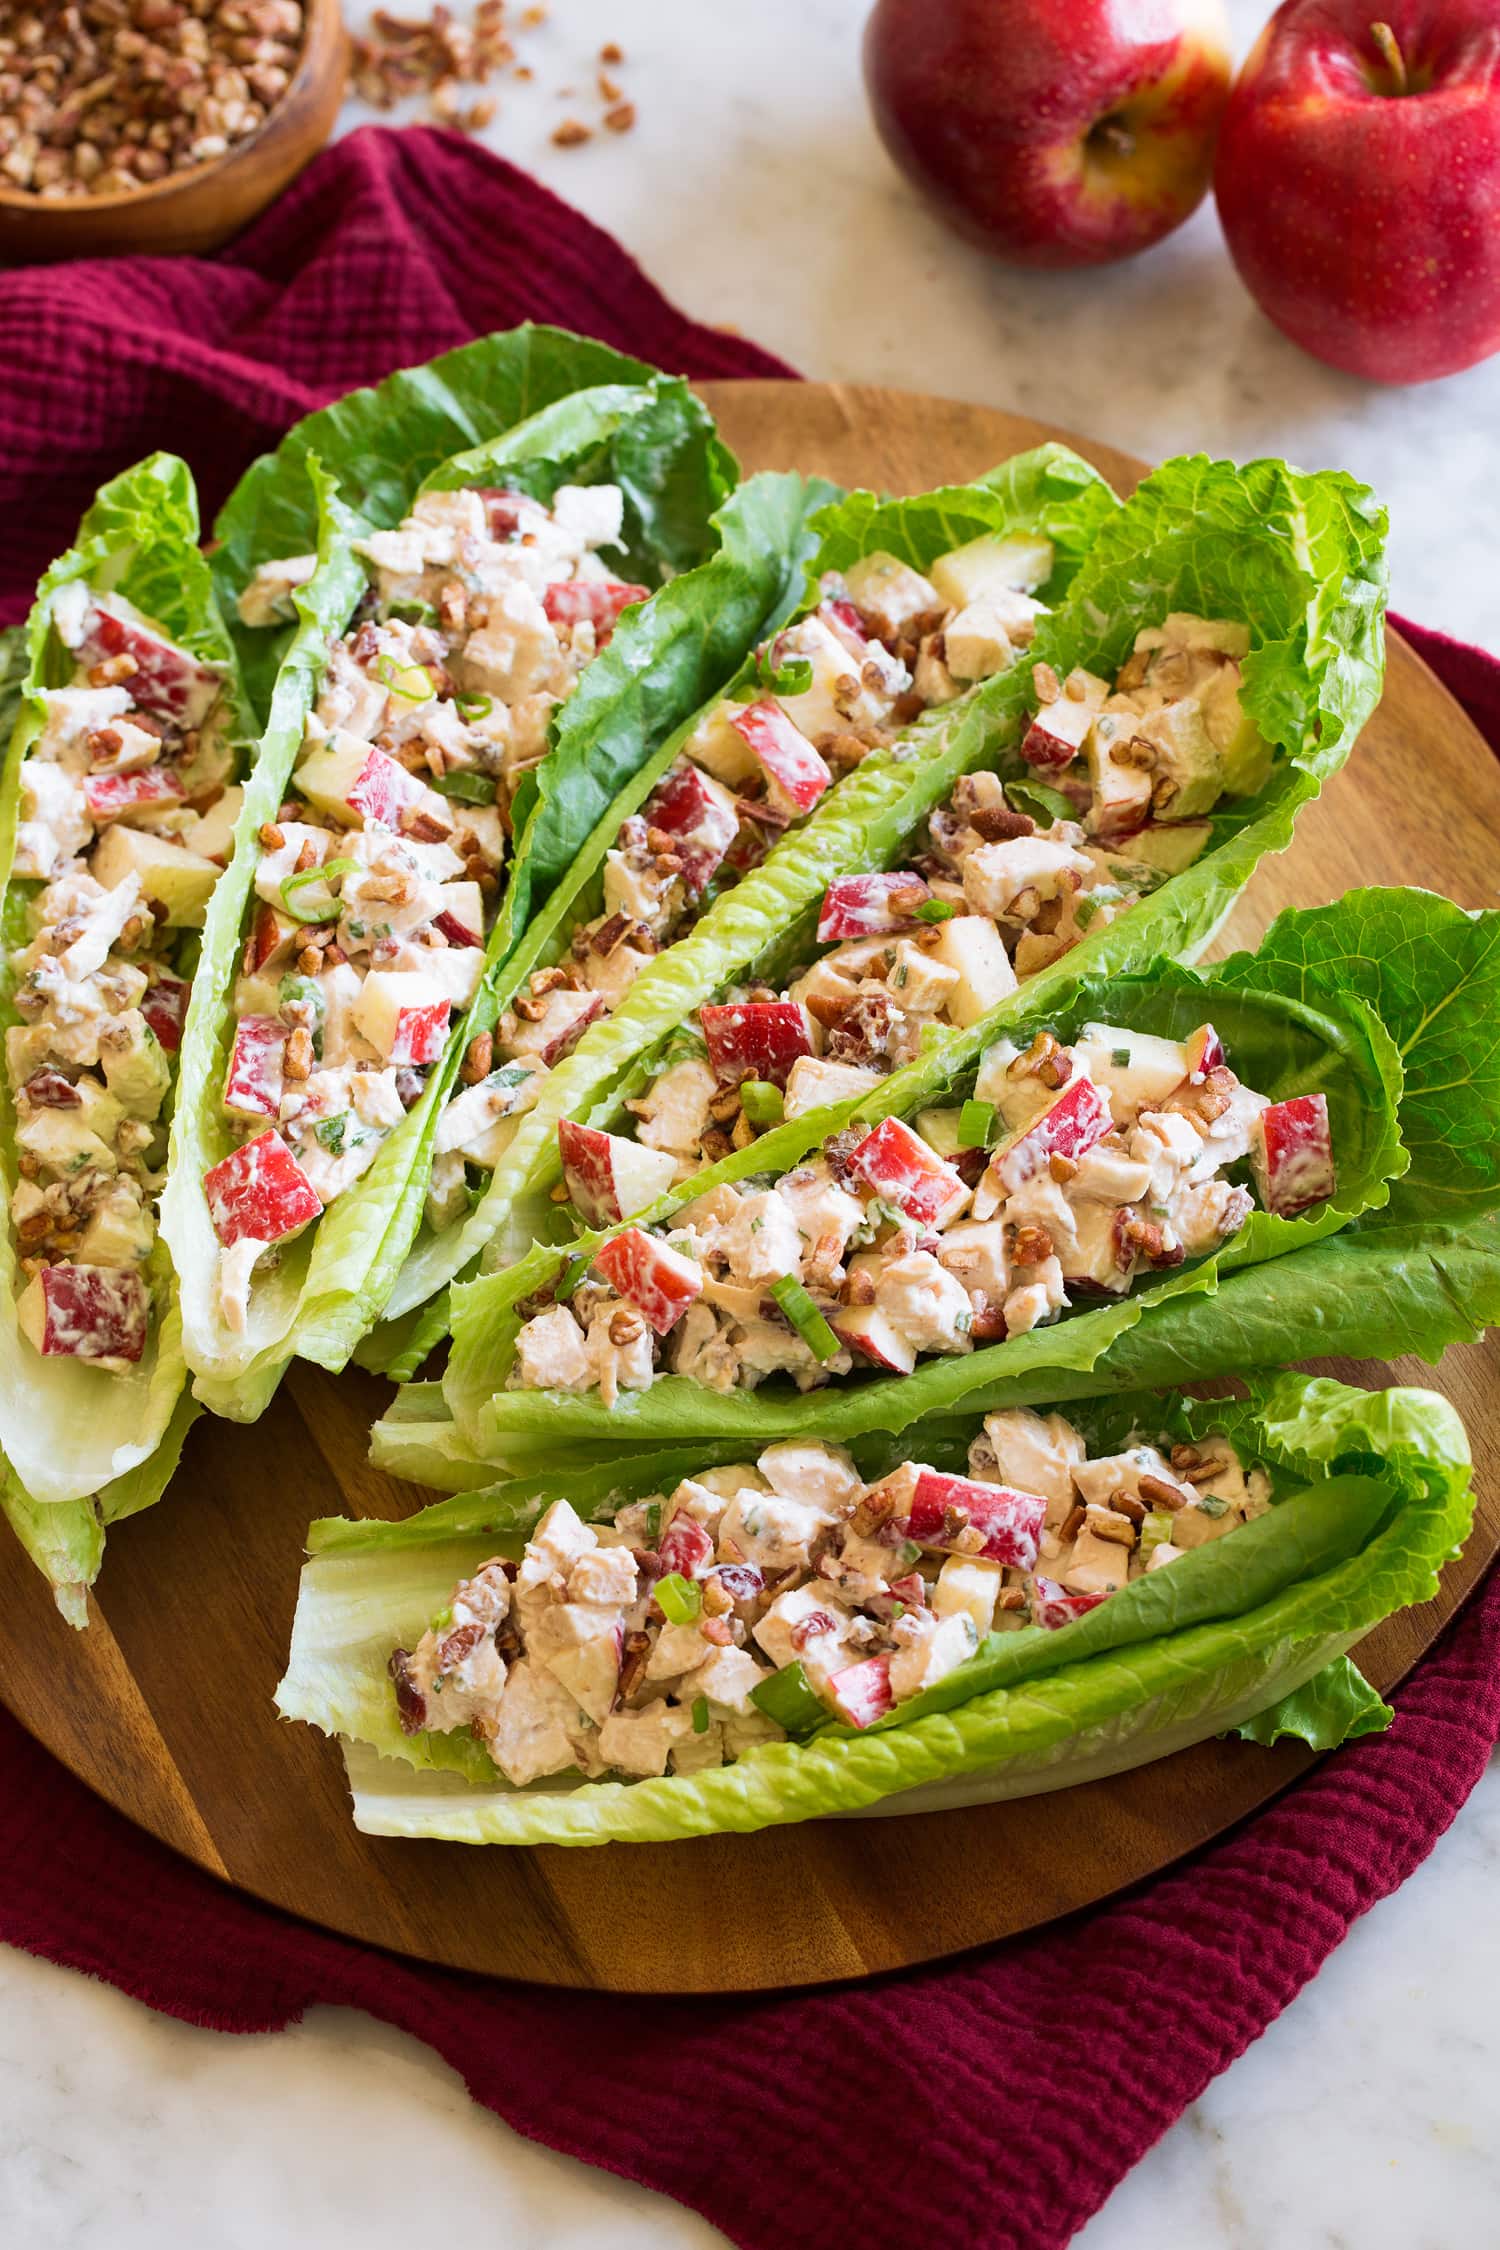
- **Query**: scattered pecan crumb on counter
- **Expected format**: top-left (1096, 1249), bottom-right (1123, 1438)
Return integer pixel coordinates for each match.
top-left (350, 3), bottom-right (638, 142)
top-left (0, 0), bottom-right (307, 199)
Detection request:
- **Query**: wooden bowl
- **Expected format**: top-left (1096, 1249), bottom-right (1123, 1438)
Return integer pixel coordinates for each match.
top-left (0, 0), bottom-right (348, 265)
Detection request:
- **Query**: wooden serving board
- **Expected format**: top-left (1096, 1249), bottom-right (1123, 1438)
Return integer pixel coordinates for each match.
top-left (3, 385), bottom-right (1498, 1997)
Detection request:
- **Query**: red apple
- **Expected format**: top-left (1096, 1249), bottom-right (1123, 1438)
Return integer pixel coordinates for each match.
top-left (1215, 3), bottom-right (1500, 382)
top-left (864, 0), bottom-right (1233, 268)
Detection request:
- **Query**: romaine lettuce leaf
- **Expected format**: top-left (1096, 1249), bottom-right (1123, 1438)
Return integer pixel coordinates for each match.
top-left (436, 925), bottom-right (1405, 1466)
top-left (0, 457), bottom-right (251, 1539)
top-left (277, 1367), bottom-right (1471, 1845)
top-left (213, 324), bottom-right (736, 716)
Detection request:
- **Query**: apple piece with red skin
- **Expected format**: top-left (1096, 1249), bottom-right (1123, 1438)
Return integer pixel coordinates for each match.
top-left (223, 1014), bottom-right (287, 1122)
top-left (817, 870), bottom-right (931, 941)
top-left (1032, 1576), bottom-right (1111, 1629)
top-left (1021, 694), bottom-right (1096, 772)
top-left (708, 1561), bottom-right (766, 1606)
top-left (1184, 1021), bottom-right (1225, 1080)
top-left (820, 596), bottom-right (870, 656)
top-left (17, 1262), bottom-right (150, 1364)
top-left (204, 1129), bottom-right (323, 1249)
top-left (557, 1119), bottom-right (678, 1227)
top-left (475, 488), bottom-right (539, 540)
top-left (243, 902), bottom-right (300, 978)
top-left (140, 971), bottom-right (189, 1052)
top-left (902, 1468), bottom-right (1047, 1568)
top-left (830, 1301), bottom-right (918, 1375)
top-left (1215, 3), bottom-right (1500, 384)
top-left (83, 767), bottom-right (186, 823)
top-left (864, 0), bottom-right (1232, 269)
top-left (826, 1653), bottom-right (895, 1728)
top-left (643, 760), bottom-right (740, 897)
top-left (22, 1068), bottom-right (82, 1109)
top-left (1250, 1091), bottom-right (1336, 1216)
top-left (657, 1512), bottom-right (716, 1580)
top-left (727, 700), bottom-right (832, 820)
top-left (542, 578), bottom-right (650, 643)
top-left (592, 1226), bottom-right (702, 1336)
top-left (72, 596), bottom-right (223, 727)
top-left (354, 972), bottom-right (451, 1067)
top-left (514, 986), bottom-right (607, 1068)
top-left (847, 1114), bottom-right (970, 1228)
top-left (992, 1074), bottom-right (1113, 1194)
top-left (700, 998), bottom-right (814, 1088)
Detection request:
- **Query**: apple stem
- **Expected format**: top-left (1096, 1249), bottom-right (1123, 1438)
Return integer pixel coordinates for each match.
top-left (1370, 20), bottom-right (1409, 94)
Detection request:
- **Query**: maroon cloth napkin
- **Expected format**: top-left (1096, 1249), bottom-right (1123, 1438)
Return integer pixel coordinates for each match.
top-left (2, 124), bottom-right (1497, 2250)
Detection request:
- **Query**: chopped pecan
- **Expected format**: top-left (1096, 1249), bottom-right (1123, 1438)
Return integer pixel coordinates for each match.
top-left (1138, 1473), bottom-right (1186, 1512)
top-left (461, 1030), bottom-right (493, 1085)
top-left (970, 805), bottom-right (1037, 843)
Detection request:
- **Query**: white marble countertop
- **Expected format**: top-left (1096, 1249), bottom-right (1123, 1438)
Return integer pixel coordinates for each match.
top-left (5, 3), bottom-right (1499, 2245)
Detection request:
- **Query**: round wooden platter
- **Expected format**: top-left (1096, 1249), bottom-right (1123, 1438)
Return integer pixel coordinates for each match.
top-left (3, 384), bottom-right (1499, 1998)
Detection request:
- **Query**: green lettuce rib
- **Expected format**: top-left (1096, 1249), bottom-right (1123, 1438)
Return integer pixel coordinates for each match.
top-left (436, 923), bottom-right (1404, 1467)
top-left (276, 1368), bottom-right (1471, 1845)
top-left (358, 444), bottom-right (1124, 1373)
top-left (0, 459), bottom-right (253, 1580)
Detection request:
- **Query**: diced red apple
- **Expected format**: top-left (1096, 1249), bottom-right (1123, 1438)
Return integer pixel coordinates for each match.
top-left (1251, 1093), bottom-right (1335, 1218)
top-left (295, 738), bottom-right (435, 831)
top-left (431, 880), bottom-right (485, 949)
top-left (223, 1015), bottom-right (287, 1122)
top-left (902, 1469), bottom-right (1046, 1569)
top-left (643, 760), bottom-right (739, 896)
top-left (1184, 1022), bottom-right (1225, 1081)
top-left (657, 1513), bottom-right (715, 1580)
top-left (847, 1115), bottom-right (969, 1228)
top-left (204, 1130), bottom-right (322, 1248)
top-left (709, 1562), bottom-right (765, 1604)
top-left (816, 870), bottom-right (930, 941)
top-left (140, 972), bottom-right (190, 1052)
top-left (476, 488), bottom-right (537, 540)
top-left (82, 767), bottom-right (185, 824)
top-left (700, 999), bottom-right (814, 1088)
top-left (992, 1074), bottom-right (1112, 1195)
top-left (826, 1653), bottom-right (894, 1728)
top-left (1020, 694), bottom-right (1096, 773)
top-left (504, 985), bottom-right (606, 1066)
top-left (17, 1262), bottom-right (149, 1364)
top-left (557, 1120), bottom-right (678, 1227)
top-left (1032, 1577), bottom-right (1110, 1630)
top-left (72, 596), bottom-right (222, 728)
top-left (243, 902), bottom-right (300, 976)
top-left (542, 578), bottom-right (649, 641)
top-left (591, 1226), bottom-right (703, 1336)
top-left (727, 700), bottom-right (831, 819)
top-left (353, 972), bottom-right (451, 1066)
top-left (830, 1303), bottom-right (917, 1375)
top-left (22, 1068), bottom-right (82, 1109)
top-left (820, 595), bottom-right (869, 654)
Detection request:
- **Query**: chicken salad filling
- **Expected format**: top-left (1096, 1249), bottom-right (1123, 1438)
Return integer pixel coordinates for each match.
top-left (409, 528), bottom-right (1059, 1242)
top-left (517, 1017), bottom-right (1336, 1403)
top-left (389, 1416), bottom-right (1272, 1784)
top-left (208, 480), bottom-right (649, 1328)
top-left (8, 582), bottom-right (233, 1370)
top-left (562, 610), bottom-right (1264, 1205)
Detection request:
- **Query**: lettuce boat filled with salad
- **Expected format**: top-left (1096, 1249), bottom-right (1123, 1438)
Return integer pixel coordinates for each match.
top-left (0, 455), bottom-right (256, 1621)
top-left (161, 331), bottom-right (828, 1422)
top-left (384, 447), bottom-right (1389, 1393)
top-left (424, 906), bottom-right (1405, 1474)
top-left (357, 441), bottom-right (1125, 1377)
top-left (278, 1367), bottom-right (1473, 1846)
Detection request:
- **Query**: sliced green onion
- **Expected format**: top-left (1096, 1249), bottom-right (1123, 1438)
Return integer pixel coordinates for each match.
top-left (911, 898), bottom-right (956, 924)
top-left (644, 1500), bottom-right (662, 1545)
top-left (454, 692), bottom-right (494, 723)
top-left (757, 650), bottom-right (813, 697)
top-left (655, 1572), bottom-right (702, 1625)
top-left (898, 1539), bottom-right (923, 1568)
top-left (1111, 1046), bottom-right (1132, 1068)
top-left (377, 653), bottom-right (436, 702)
top-left (432, 770), bottom-right (498, 804)
top-left (957, 1098), bottom-right (996, 1149)
top-left (750, 1661), bottom-right (826, 1737)
top-left (313, 1113), bottom-right (349, 1155)
top-left (770, 1274), bottom-right (840, 1361)
top-left (740, 1079), bottom-right (784, 1129)
top-left (691, 1694), bottom-right (711, 1735)
top-left (280, 855), bottom-right (357, 924)
top-left (386, 599), bottom-right (436, 627)
top-left (553, 1252), bottom-right (590, 1303)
